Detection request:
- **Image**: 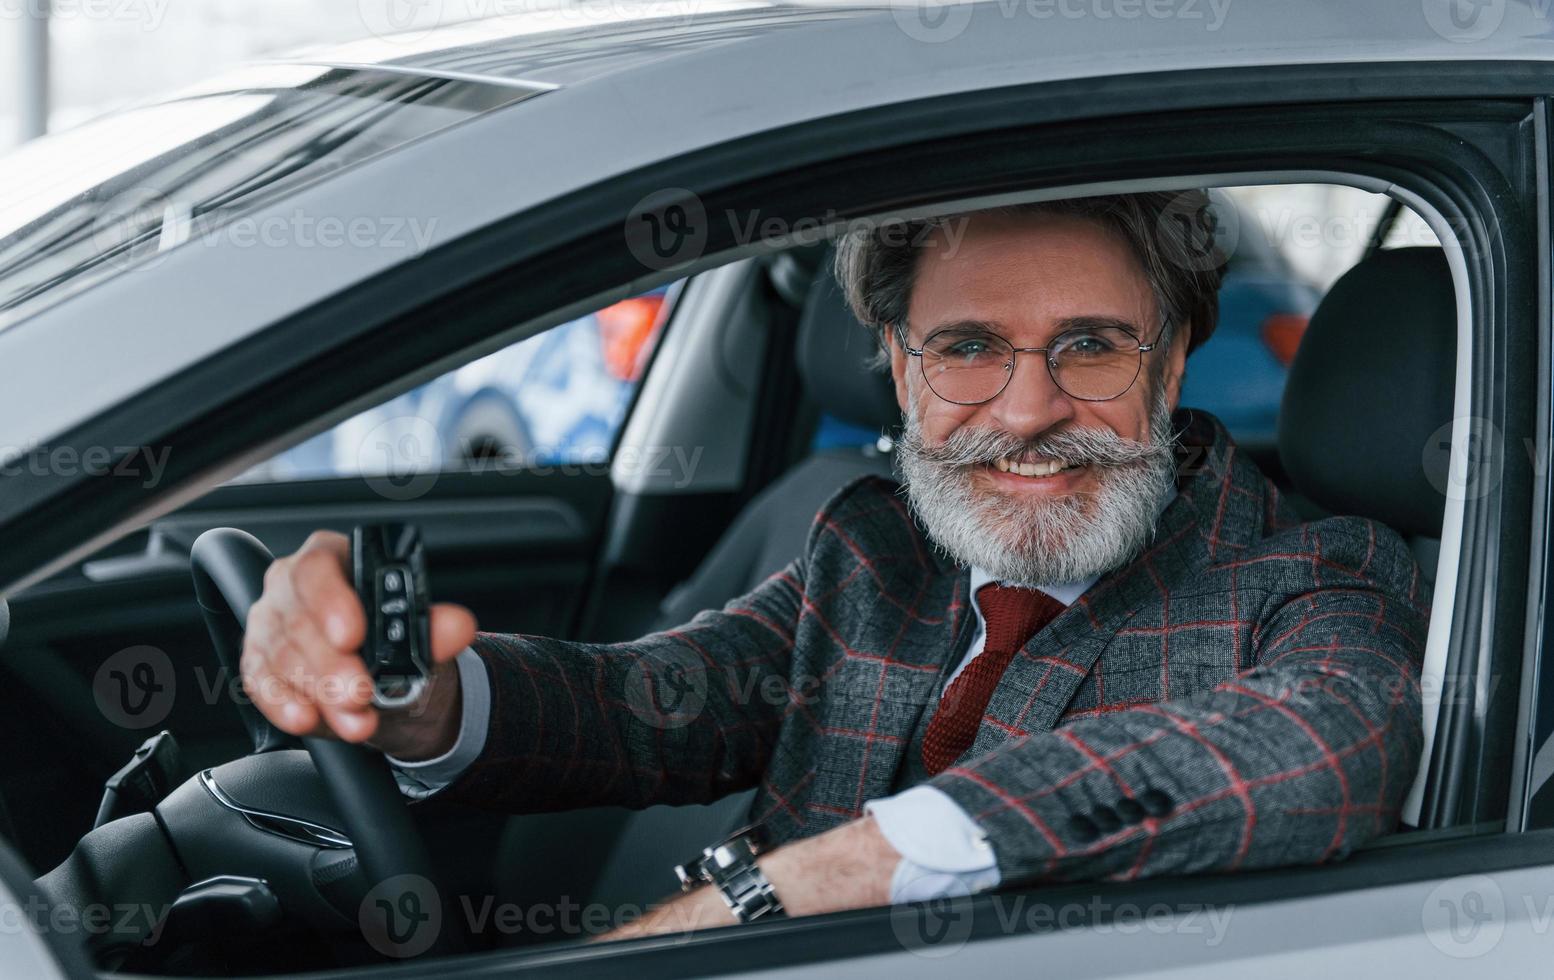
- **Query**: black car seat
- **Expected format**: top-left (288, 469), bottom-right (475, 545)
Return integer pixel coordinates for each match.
top-left (653, 264), bottom-right (901, 627)
top-left (1278, 245), bottom-right (1456, 830)
top-left (1279, 246), bottom-right (1455, 583)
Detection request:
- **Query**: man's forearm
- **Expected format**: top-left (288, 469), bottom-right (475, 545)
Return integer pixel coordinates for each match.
top-left (760, 814), bottom-right (898, 914)
top-left (440, 612), bottom-right (797, 812)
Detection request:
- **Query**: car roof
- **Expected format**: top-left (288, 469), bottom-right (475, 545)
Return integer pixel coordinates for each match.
top-left (282, 0), bottom-right (1554, 89)
top-left (2, 0), bottom-right (1550, 456)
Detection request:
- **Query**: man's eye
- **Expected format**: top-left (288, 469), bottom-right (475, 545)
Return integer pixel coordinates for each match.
top-left (934, 334), bottom-right (1008, 359)
top-left (1061, 333), bottom-right (1118, 356)
top-left (947, 339), bottom-right (991, 356)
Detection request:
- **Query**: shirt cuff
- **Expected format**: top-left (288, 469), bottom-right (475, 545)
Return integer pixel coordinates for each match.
top-left (387, 647), bottom-right (491, 800)
top-left (865, 785), bottom-right (1002, 902)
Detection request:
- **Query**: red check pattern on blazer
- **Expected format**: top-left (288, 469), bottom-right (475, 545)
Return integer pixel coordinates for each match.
top-left (441, 410), bottom-right (1428, 887)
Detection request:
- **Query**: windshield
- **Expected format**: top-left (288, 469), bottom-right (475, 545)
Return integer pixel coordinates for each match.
top-left (0, 64), bottom-right (544, 331)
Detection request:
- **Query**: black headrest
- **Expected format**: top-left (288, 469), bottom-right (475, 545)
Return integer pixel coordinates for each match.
top-left (795, 266), bottom-right (901, 432)
top-left (1278, 247), bottom-right (1455, 538)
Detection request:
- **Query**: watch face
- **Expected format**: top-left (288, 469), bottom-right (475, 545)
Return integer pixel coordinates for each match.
top-left (711, 838), bottom-right (758, 875)
top-left (676, 828), bottom-right (764, 895)
top-left (673, 861), bottom-right (701, 891)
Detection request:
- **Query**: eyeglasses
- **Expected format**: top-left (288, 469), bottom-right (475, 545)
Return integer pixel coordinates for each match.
top-left (902, 316), bottom-right (1168, 405)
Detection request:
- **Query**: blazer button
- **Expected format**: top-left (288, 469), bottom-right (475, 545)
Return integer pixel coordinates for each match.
top-left (1139, 789), bottom-right (1174, 818)
top-left (1068, 814), bottom-right (1100, 842)
top-left (1090, 805), bottom-right (1123, 834)
top-left (1115, 797), bottom-right (1147, 824)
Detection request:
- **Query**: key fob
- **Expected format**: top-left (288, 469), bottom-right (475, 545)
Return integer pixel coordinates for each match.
top-left (353, 524), bottom-right (433, 708)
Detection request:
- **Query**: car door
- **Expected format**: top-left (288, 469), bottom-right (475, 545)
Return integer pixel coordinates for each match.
top-left (0, 287), bottom-right (676, 871)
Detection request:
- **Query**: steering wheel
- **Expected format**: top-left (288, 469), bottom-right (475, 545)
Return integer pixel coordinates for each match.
top-left (188, 527), bottom-right (461, 958)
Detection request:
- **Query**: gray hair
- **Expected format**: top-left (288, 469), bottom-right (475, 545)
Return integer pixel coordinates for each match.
top-left (832, 191), bottom-right (1226, 365)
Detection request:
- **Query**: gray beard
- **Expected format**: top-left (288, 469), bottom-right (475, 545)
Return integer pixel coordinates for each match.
top-left (894, 385), bottom-right (1178, 587)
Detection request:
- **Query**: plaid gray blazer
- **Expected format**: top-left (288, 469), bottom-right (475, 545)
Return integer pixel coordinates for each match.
top-left (442, 410), bottom-right (1429, 887)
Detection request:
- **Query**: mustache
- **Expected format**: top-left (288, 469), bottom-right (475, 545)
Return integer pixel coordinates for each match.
top-left (900, 422), bottom-right (1170, 470)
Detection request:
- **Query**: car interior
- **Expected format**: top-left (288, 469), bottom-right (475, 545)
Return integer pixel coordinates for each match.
top-left (0, 181), bottom-right (1473, 973)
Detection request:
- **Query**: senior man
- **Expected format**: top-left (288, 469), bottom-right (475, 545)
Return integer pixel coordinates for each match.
top-left (241, 191), bottom-right (1427, 939)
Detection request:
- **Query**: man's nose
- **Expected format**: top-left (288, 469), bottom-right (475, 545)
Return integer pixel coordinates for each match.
top-left (986, 352), bottom-right (1076, 439)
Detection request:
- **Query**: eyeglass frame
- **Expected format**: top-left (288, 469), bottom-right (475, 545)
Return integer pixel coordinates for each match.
top-left (900, 314), bottom-right (1172, 405)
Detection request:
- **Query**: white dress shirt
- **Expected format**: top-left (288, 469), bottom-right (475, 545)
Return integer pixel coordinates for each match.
top-left (392, 487), bottom-right (1177, 903)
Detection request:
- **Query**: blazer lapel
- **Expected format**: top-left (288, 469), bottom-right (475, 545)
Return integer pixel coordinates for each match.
top-left (807, 556), bottom-right (972, 817)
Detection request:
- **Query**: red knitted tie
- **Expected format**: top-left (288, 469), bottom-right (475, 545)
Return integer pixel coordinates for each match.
top-left (922, 584), bottom-right (1067, 776)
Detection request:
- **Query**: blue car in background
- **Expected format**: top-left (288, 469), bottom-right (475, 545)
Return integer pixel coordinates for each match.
top-left (241, 288), bottom-right (671, 483)
top-left (1178, 202), bottom-right (1322, 446)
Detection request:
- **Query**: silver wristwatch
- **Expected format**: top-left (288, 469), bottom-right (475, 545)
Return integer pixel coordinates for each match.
top-left (673, 824), bottom-right (786, 923)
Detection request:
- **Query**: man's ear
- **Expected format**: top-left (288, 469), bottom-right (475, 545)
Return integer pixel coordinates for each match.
top-left (887, 330), bottom-right (912, 414)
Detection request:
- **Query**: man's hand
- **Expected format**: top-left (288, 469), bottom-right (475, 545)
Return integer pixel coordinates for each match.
top-left (596, 816), bottom-right (901, 942)
top-left (241, 530), bottom-right (479, 760)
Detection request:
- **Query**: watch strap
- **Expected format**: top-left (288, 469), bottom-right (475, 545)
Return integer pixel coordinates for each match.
top-left (708, 853), bottom-right (785, 923)
top-left (674, 825), bottom-right (787, 923)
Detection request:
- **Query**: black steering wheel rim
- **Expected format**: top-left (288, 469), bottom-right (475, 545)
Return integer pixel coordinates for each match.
top-left (189, 527), bottom-right (461, 957)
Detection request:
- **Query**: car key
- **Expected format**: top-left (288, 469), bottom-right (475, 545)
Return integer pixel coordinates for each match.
top-left (353, 524), bottom-right (434, 708)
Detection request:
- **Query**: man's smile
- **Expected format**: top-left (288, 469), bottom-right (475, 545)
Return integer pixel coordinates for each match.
top-left (992, 453), bottom-right (1083, 477)
top-left (978, 457), bottom-right (1093, 493)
